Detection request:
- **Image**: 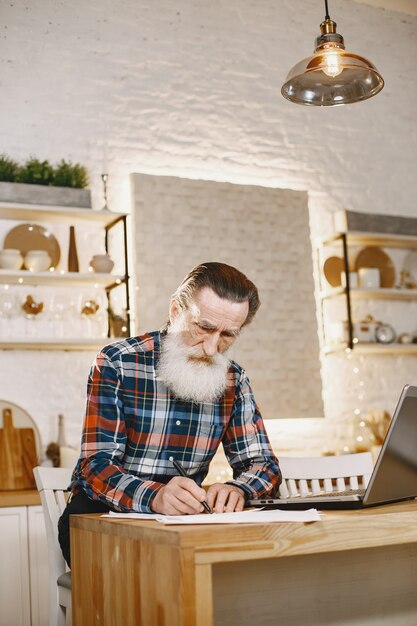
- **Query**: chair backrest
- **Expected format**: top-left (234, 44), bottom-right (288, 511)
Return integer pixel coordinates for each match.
top-left (33, 467), bottom-right (73, 583)
top-left (278, 452), bottom-right (374, 498)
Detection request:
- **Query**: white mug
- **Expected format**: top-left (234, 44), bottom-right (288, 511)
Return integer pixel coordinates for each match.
top-left (341, 271), bottom-right (358, 289)
top-left (358, 267), bottom-right (380, 289)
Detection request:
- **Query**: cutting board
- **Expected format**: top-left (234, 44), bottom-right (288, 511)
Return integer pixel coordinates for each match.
top-left (0, 408), bottom-right (37, 490)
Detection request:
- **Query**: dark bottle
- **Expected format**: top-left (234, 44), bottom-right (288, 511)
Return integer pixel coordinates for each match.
top-left (68, 225), bottom-right (79, 272)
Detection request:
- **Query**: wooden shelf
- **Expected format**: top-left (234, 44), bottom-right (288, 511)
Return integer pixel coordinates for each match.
top-left (320, 230), bottom-right (417, 355)
top-left (320, 286), bottom-right (346, 299)
top-left (322, 231), bottom-right (417, 250)
top-left (0, 202), bottom-right (128, 226)
top-left (324, 343), bottom-right (417, 355)
top-left (321, 287), bottom-right (417, 301)
top-left (0, 338), bottom-right (121, 351)
top-left (0, 269), bottom-right (126, 287)
top-left (0, 201), bottom-right (133, 342)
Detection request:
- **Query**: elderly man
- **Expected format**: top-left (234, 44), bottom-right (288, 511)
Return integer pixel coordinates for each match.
top-left (58, 262), bottom-right (280, 566)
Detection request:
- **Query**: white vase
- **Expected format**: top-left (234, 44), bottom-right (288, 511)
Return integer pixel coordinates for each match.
top-left (25, 250), bottom-right (52, 272)
top-left (0, 248), bottom-right (23, 270)
top-left (89, 254), bottom-right (114, 273)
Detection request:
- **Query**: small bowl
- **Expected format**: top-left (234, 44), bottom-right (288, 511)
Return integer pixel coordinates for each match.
top-left (25, 250), bottom-right (52, 272)
top-left (0, 248), bottom-right (24, 270)
top-left (90, 254), bottom-right (114, 274)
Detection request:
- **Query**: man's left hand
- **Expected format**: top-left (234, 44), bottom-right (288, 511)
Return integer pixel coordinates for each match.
top-left (206, 483), bottom-right (246, 513)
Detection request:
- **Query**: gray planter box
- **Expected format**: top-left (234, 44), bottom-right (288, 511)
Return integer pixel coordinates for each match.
top-left (335, 209), bottom-right (417, 237)
top-left (0, 182), bottom-right (91, 208)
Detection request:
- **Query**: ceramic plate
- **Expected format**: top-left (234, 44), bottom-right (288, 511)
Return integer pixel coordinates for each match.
top-left (354, 246), bottom-right (395, 288)
top-left (403, 250), bottom-right (417, 285)
top-left (323, 256), bottom-right (344, 287)
top-left (4, 223), bottom-right (60, 269)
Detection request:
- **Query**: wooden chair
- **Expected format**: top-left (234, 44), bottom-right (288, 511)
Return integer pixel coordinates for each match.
top-left (278, 452), bottom-right (374, 498)
top-left (33, 466), bottom-right (73, 626)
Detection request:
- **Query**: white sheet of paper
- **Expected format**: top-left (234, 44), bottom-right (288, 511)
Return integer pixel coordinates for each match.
top-left (106, 512), bottom-right (161, 520)
top-left (105, 508), bottom-right (321, 524)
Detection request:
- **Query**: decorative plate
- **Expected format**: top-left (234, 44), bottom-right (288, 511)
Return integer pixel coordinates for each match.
top-left (354, 246), bottom-right (395, 288)
top-left (4, 223), bottom-right (60, 269)
top-left (323, 256), bottom-right (344, 287)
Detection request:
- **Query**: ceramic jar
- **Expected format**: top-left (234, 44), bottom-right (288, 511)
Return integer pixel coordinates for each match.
top-left (89, 254), bottom-right (114, 273)
top-left (0, 248), bottom-right (23, 270)
top-left (358, 267), bottom-right (381, 289)
top-left (25, 250), bottom-right (51, 272)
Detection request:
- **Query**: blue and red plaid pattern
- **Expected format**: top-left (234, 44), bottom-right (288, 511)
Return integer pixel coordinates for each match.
top-left (71, 331), bottom-right (281, 512)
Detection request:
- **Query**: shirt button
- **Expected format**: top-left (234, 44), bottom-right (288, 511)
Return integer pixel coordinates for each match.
top-left (176, 420), bottom-right (181, 426)
top-left (169, 456), bottom-right (174, 462)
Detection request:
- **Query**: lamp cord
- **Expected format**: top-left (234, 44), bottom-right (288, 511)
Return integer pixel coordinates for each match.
top-left (324, 0), bottom-right (330, 19)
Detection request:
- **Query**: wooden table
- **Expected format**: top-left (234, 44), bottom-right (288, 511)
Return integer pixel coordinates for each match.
top-left (71, 501), bottom-right (417, 626)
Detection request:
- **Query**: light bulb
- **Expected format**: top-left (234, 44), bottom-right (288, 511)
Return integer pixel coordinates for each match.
top-left (322, 52), bottom-right (343, 77)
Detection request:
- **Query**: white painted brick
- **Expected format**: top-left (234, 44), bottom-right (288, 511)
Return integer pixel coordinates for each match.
top-left (132, 173), bottom-right (323, 419)
top-left (0, 0), bottom-right (415, 455)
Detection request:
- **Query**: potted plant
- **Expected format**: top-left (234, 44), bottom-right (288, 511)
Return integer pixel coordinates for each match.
top-left (0, 155), bottom-right (91, 208)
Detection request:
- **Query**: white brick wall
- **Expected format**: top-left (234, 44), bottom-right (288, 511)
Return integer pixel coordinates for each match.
top-left (0, 0), bottom-right (416, 455)
top-left (132, 173), bottom-right (323, 419)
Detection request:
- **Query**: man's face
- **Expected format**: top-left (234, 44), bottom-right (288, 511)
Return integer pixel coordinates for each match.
top-left (169, 287), bottom-right (249, 360)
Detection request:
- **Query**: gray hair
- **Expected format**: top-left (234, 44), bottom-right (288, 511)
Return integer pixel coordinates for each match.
top-left (171, 262), bottom-right (260, 327)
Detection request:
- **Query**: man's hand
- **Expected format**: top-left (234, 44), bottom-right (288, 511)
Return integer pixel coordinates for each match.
top-left (206, 483), bottom-right (246, 513)
top-left (151, 476), bottom-right (208, 515)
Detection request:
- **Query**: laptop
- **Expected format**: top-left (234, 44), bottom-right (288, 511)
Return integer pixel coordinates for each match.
top-left (249, 384), bottom-right (417, 510)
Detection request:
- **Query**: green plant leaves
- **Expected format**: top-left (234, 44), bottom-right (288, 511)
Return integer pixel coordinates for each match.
top-left (0, 154), bottom-right (20, 182)
top-left (0, 155), bottom-right (89, 188)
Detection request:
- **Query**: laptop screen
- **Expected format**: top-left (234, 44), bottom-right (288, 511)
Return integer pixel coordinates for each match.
top-left (364, 386), bottom-right (417, 506)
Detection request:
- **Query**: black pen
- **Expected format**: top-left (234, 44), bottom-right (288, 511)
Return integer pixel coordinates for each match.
top-left (172, 459), bottom-right (213, 514)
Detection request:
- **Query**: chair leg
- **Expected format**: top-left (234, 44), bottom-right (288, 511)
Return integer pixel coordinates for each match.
top-left (50, 604), bottom-right (66, 626)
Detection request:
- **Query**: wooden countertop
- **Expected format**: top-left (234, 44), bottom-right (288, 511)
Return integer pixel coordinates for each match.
top-left (0, 489), bottom-right (40, 507)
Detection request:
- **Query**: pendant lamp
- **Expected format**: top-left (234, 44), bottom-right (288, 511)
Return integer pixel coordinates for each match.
top-left (281, 0), bottom-right (384, 106)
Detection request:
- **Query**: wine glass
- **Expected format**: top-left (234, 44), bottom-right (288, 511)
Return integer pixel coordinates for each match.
top-left (80, 290), bottom-right (108, 338)
top-left (49, 293), bottom-right (77, 338)
top-left (0, 287), bottom-right (18, 336)
top-left (21, 291), bottom-right (45, 337)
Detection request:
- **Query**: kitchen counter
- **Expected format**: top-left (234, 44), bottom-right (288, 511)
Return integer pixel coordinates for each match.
top-left (0, 489), bottom-right (40, 507)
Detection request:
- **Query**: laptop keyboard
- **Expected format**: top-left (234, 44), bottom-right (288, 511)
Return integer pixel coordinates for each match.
top-left (293, 488), bottom-right (366, 499)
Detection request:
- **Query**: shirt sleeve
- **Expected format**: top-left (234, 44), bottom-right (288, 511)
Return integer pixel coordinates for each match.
top-left (222, 368), bottom-right (281, 498)
top-left (75, 350), bottom-right (164, 513)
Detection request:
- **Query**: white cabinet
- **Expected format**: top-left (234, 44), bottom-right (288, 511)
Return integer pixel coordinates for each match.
top-left (0, 505), bottom-right (48, 626)
top-left (0, 201), bottom-right (132, 350)
top-left (0, 507), bottom-right (30, 626)
top-left (28, 507), bottom-right (49, 626)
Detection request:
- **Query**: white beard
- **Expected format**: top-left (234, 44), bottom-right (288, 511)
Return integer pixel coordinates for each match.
top-left (157, 330), bottom-right (231, 404)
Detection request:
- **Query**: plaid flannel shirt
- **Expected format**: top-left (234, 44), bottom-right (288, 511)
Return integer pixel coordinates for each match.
top-left (71, 331), bottom-right (281, 512)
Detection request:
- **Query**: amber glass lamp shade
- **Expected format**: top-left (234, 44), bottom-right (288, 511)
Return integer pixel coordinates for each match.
top-left (281, 19), bottom-right (384, 106)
